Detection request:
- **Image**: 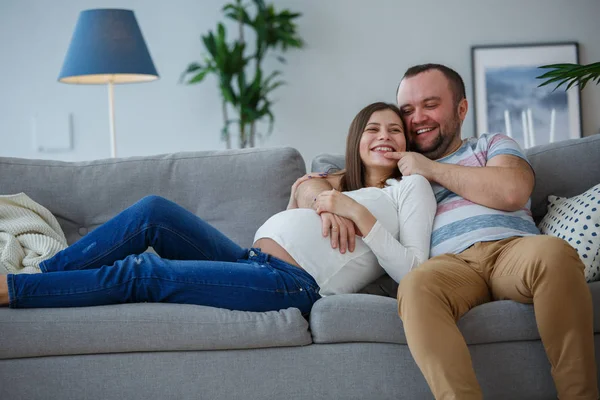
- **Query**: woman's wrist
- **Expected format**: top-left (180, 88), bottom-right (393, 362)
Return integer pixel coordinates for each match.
top-left (353, 205), bottom-right (376, 237)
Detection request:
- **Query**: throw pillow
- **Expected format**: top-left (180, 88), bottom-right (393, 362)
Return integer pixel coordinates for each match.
top-left (538, 183), bottom-right (600, 282)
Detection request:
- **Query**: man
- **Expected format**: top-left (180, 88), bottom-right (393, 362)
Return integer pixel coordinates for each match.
top-left (295, 64), bottom-right (598, 399)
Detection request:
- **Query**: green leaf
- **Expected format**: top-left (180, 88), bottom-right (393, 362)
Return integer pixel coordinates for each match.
top-left (265, 80), bottom-right (285, 94)
top-left (537, 75), bottom-right (569, 88)
top-left (539, 63), bottom-right (579, 70)
top-left (537, 62), bottom-right (600, 91)
top-left (179, 62), bottom-right (202, 83)
top-left (551, 78), bottom-right (572, 91)
top-left (565, 78), bottom-right (580, 91)
top-left (183, 62), bottom-right (202, 74)
top-left (202, 32), bottom-right (218, 57)
top-left (221, 82), bottom-right (238, 104)
top-left (223, 1), bottom-right (252, 25)
top-left (187, 69), bottom-right (211, 84)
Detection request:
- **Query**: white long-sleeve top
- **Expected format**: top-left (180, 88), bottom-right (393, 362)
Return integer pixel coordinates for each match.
top-left (253, 175), bottom-right (436, 296)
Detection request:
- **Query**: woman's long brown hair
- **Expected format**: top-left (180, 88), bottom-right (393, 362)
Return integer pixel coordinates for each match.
top-left (338, 102), bottom-right (406, 191)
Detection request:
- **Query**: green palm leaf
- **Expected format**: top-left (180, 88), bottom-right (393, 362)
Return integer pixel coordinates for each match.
top-left (537, 62), bottom-right (600, 91)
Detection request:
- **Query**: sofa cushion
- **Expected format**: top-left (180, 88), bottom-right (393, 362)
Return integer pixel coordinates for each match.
top-left (526, 134), bottom-right (600, 222)
top-left (310, 284), bottom-right (600, 345)
top-left (0, 303), bottom-right (312, 359)
top-left (539, 183), bottom-right (600, 282)
top-left (0, 147), bottom-right (306, 248)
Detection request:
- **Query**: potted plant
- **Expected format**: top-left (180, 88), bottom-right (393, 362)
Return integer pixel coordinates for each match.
top-left (180, 0), bottom-right (304, 149)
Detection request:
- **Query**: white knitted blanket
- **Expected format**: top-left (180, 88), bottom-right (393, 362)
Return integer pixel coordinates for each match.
top-left (0, 193), bottom-right (67, 274)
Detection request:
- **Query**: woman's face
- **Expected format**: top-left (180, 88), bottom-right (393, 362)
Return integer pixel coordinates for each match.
top-left (359, 109), bottom-right (406, 174)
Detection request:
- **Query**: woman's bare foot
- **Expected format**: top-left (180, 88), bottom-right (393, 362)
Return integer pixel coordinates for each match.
top-left (0, 276), bottom-right (9, 306)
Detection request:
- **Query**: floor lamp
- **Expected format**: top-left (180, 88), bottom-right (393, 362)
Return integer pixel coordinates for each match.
top-left (58, 9), bottom-right (159, 158)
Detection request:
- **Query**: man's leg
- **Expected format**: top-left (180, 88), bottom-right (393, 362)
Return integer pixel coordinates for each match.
top-left (397, 251), bottom-right (491, 400)
top-left (485, 235), bottom-right (598, 399)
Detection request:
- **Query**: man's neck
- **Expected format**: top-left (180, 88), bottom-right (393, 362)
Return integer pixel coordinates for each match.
top-left (436, 137), bottom-right (464, 160)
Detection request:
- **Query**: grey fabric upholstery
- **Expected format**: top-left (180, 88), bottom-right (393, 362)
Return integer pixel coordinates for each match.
top-left (6, 338), bottom-right (599, 400)
top-left (311, 284), bottom-right (600, 345)
top-left (0, 303), bottom-right (311, 359)
top-left (526, 134), bottom-right (600, 221)
top-left (0, 147), bottom-right (305, 247)
top-left (311, 152), bottom-right (345, 175)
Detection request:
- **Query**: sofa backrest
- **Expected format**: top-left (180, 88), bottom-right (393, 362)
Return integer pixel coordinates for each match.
top-left (525, 134), bottom-right (600, 221)
top-left (0, 147), bottom-right (306, 247)
top-left (311, 134), bottom-right (600, 221)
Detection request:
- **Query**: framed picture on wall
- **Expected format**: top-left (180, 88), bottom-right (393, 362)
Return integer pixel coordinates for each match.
top-left (471, 42), bottom-right (582, 149)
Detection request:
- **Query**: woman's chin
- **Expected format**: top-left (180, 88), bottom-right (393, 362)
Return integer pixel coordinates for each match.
top-left (367, 163), bottom-right (397, 175)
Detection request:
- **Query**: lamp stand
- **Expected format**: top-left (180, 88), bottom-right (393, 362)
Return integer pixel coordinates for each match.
top-left (108, 81), bottom-right (117, 158)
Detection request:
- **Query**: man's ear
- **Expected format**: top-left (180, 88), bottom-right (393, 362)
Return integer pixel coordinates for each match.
top-left (458, 98), bottom-right (468, 122)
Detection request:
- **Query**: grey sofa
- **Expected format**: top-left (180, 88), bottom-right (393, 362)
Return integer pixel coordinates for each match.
top-left (0, 135), bottom-right (599, 400)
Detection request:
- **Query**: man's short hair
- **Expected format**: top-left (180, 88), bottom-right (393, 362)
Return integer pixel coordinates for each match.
top-left (396, 63), bottom-right (466, 106)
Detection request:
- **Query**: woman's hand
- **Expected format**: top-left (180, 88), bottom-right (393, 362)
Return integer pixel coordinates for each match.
top-left (319, 212), bottom-right (361, 253)
top-left (316, 190), bottom-right (376, 239)
top-left (315, 189), bottom-right (361, 220)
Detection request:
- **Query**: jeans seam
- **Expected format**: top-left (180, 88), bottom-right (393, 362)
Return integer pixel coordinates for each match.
top-left (39, 260), bottom-right (48, 273)
top-left (267, 259), bottom-right (320, 292)
top-left (67, 223), bottom-right (215, 271)
top-left (147, 223), bottom-right (214, 260)
top-left (7, 275), bottom-right (17, 308)
top-left (16, 276), bottom-right (298, 298)
top-left (266, 263), bottom-right (320, 293)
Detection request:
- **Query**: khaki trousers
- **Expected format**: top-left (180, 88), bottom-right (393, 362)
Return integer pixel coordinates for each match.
top-left (397, 235), bottom-right (598, 400)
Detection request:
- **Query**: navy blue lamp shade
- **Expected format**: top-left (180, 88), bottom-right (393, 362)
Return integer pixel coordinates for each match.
top-left (58, 9), bottom-right (159, 84)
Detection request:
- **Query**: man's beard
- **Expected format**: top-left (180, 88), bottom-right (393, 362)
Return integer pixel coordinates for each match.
top-left (410, 113), bottom-right (461, 160)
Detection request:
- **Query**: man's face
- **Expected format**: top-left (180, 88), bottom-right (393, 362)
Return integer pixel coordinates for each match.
top-left (396, 70), bottom-right (467, 160)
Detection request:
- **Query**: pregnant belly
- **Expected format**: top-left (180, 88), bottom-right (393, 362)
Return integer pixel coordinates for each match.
top-left (252, 238), bottom-right (302, 269)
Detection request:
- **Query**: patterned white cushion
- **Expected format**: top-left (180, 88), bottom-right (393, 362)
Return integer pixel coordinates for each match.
top-left (538, 183), bottom-right (600, 282)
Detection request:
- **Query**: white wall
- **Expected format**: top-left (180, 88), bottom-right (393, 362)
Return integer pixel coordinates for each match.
top-left (1, 0), bottom-right (599, 168)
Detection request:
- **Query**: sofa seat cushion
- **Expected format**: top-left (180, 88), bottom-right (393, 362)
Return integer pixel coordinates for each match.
top-left (311, 283), bottom-right (600, 345)
top-left (0, 303), bottom-right (312, 359)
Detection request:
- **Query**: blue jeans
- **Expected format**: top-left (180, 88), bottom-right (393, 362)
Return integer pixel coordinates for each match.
top-left (7, 196), bottom-right (321, 314)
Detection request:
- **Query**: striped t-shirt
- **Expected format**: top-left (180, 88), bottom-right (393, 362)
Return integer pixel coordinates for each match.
top-left (430, 133), bottom-right (540, 257)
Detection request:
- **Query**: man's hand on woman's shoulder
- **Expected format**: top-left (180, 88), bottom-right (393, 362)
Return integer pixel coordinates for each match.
top-left (286, 172), bottom-right (330, 210)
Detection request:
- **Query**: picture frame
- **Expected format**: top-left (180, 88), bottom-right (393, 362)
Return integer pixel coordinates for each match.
top-left (471, 42), bottom-right (582, 149)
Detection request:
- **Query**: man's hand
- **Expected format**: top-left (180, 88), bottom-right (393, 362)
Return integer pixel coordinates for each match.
top-left (287, 173), bottom-right (329, 210)
top-left (319, 212), bottom-right (360, 254)
top-left (384, 151), bottom-right (437, 180)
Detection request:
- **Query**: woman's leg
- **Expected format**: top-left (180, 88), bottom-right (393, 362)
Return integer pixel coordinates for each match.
top-left (9, 252), bottom-right (321, 314)
top-left (42, 196), bottom-right (246, 272)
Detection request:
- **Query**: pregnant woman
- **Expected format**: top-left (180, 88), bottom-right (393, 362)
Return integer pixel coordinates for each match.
top-left (0, 102), bottom-right (436, 314)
